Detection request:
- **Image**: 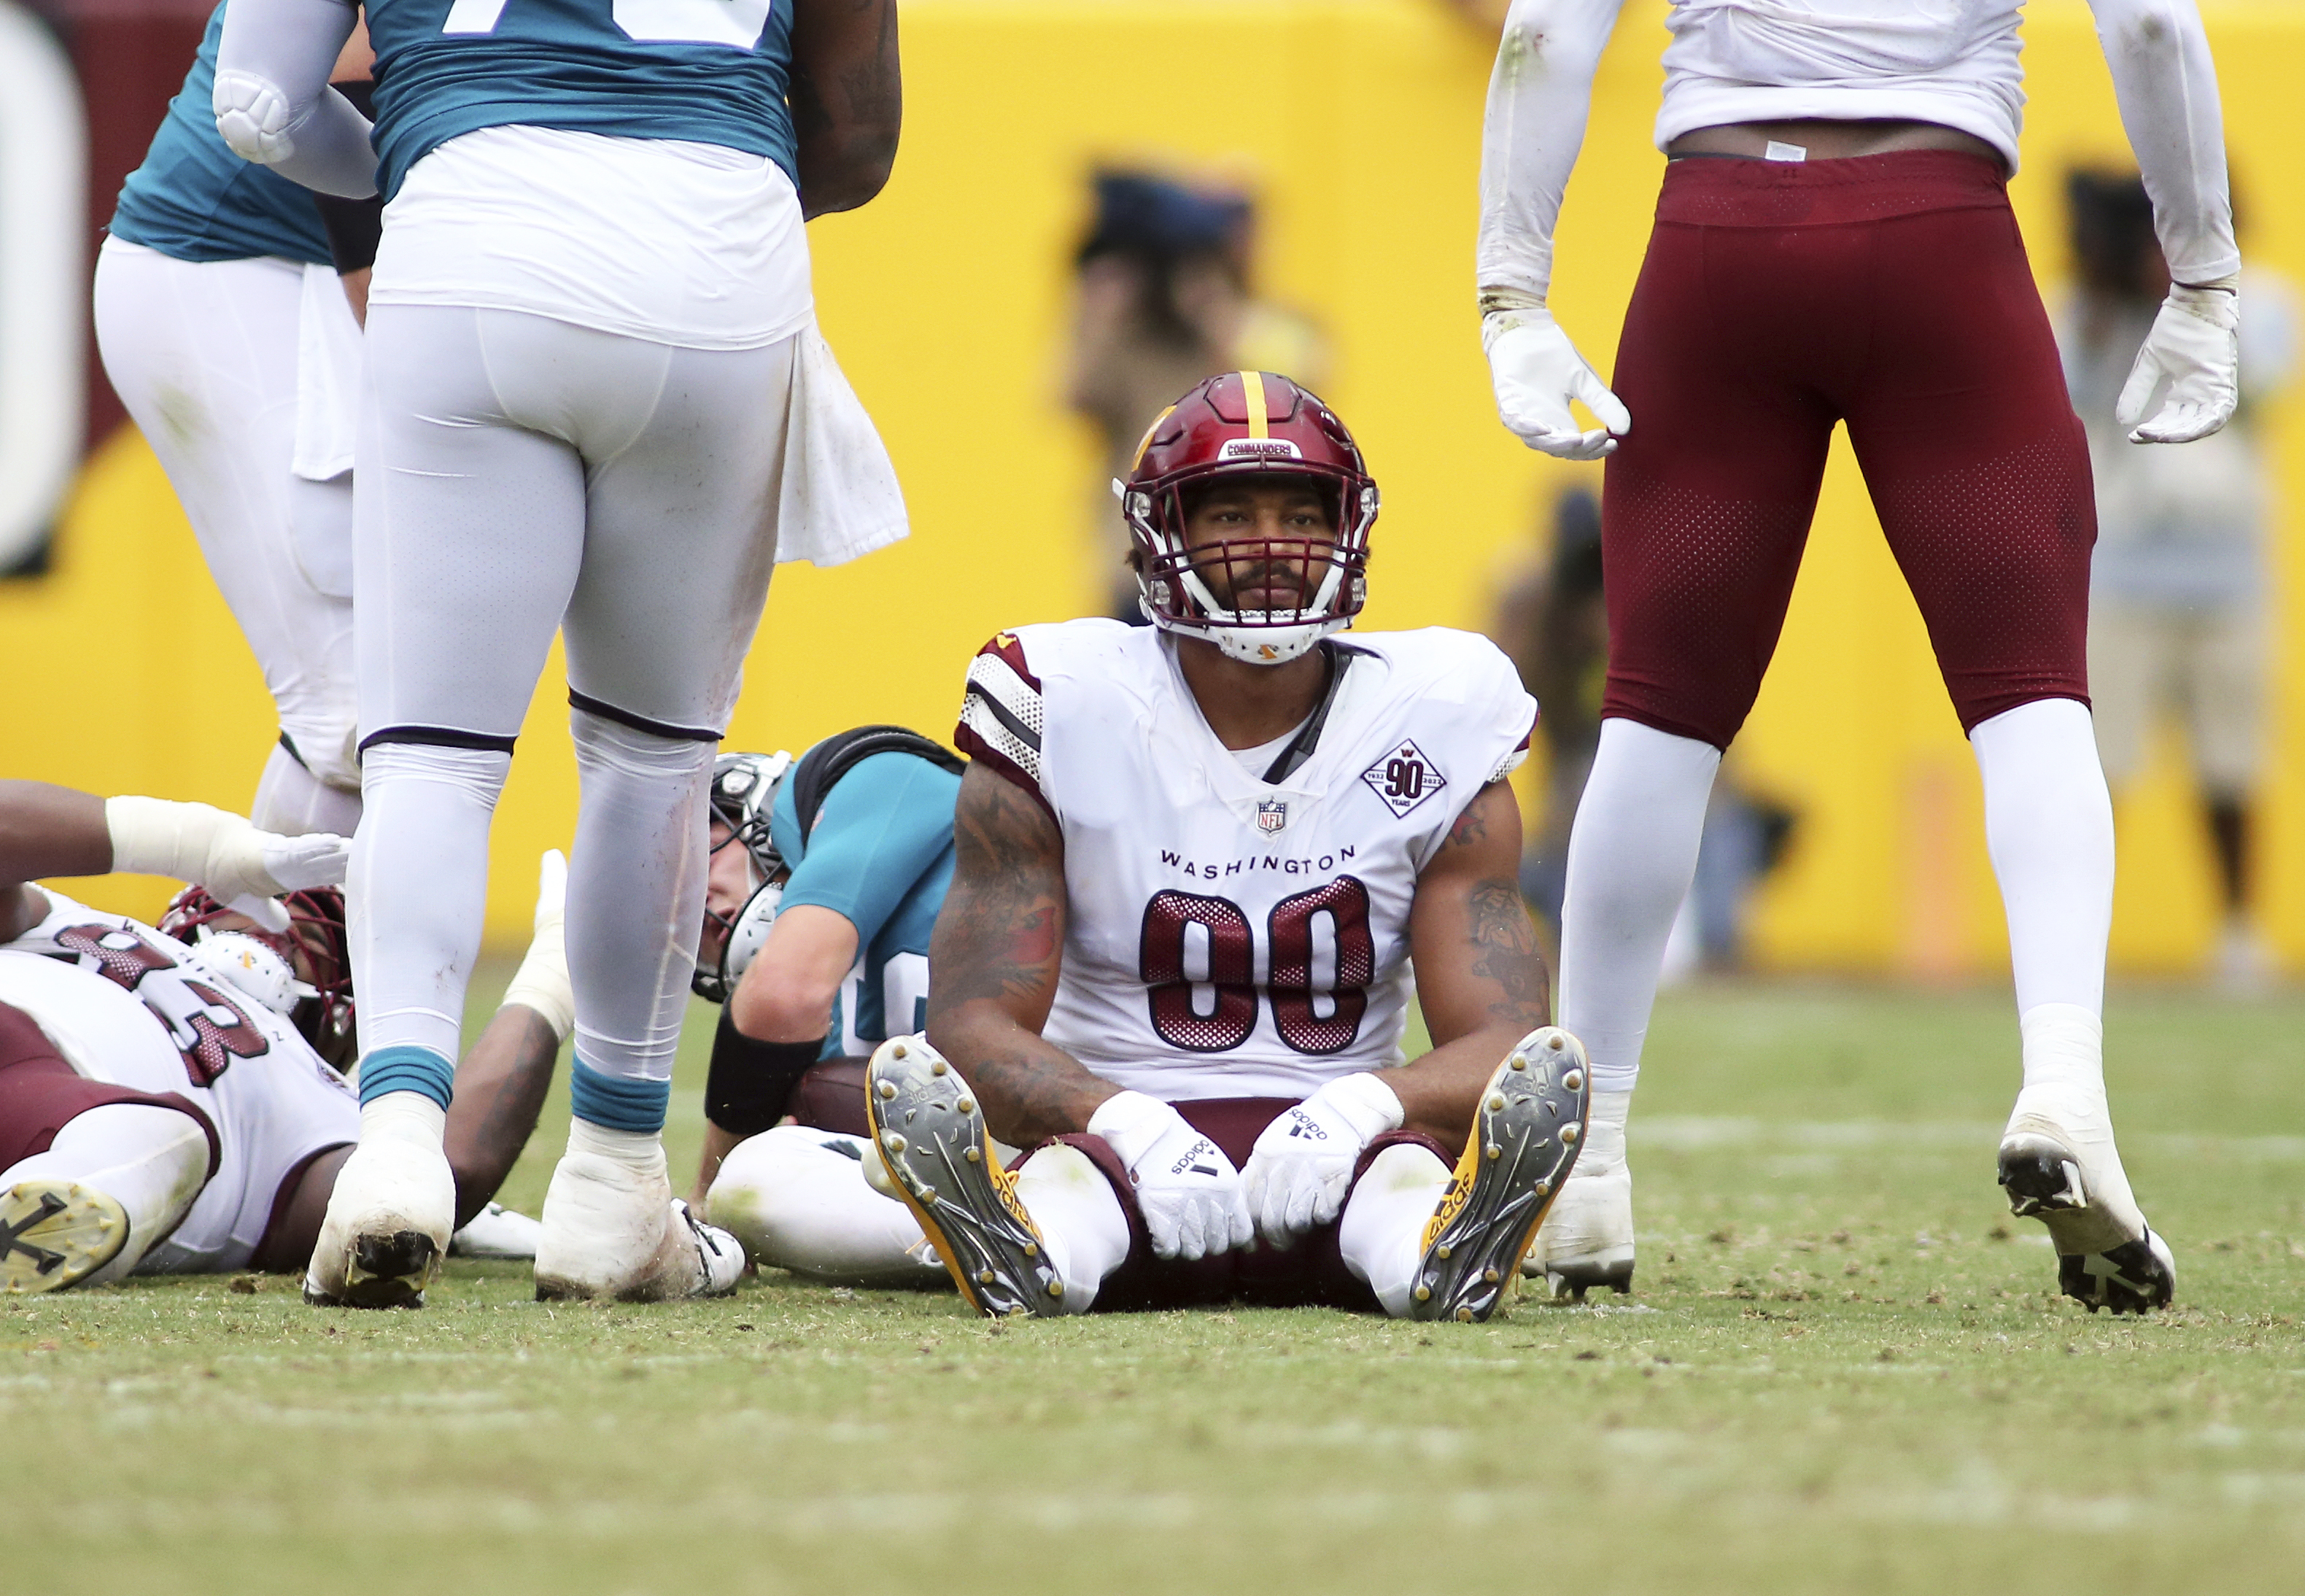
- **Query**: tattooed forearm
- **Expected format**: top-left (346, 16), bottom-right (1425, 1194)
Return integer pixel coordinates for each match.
top-left (1467, 876), bottom-right (1551, 1026)
top-left (926, 766), bottom-right (1118, 1139)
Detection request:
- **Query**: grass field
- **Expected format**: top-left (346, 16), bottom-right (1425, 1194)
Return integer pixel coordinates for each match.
top-left (7, 978), bottom-right (2304, 1596)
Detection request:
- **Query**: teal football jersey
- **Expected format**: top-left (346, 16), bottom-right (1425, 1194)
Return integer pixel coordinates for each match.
top-left (769, 748), bottom-right (961, 1059)
top-left (109, 5), bottom-right (335, 266)
top-left (364, 0), bottom-right (798, 201)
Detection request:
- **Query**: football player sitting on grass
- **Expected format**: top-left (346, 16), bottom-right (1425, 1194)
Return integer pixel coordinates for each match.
top-left (750, 372), bottom-right (1593, 1322)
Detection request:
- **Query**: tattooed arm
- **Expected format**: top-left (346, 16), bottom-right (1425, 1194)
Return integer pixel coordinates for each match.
top-left (924, 764), bottom-right (1118, 1145)
top-left (1392, 779), bottom-right (1553, 1146)
top-left (788, 0), bottom-right (901, 220)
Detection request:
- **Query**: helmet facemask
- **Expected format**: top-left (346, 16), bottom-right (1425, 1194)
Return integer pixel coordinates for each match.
top-left (1125, 468), bottom-right (1376, 666)
top-left (695, 750), bottom-right (793, 1003)
top-left (158, 885), bottom-right (357, 1072)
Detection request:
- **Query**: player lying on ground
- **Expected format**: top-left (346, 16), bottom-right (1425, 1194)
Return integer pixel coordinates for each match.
top-left (217, 0), bottom-right (909, 1309)
top-left (835, 372), bottom-right (1588, 1322)
top-left (684, 735), bottom-right (964, 1281)
top-left (1477, 0), bottom-right (2236, 1312)
top-left (0, 785), bottom-right (655, 1293)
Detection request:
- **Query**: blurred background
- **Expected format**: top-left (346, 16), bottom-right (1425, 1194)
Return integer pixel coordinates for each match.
top-left (4, 0), bottom-right (2301, 985)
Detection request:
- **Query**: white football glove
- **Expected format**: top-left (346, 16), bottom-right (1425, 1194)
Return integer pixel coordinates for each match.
top-left (500, 849), bottom-right (573, 1044)
top-left (1088, 1091), bottom-right (1252, 1262)
top-left (1241, 1072), bottom-right (1405, 1247)
top-left (2118, 280), bottom-right (2240, 445)
top-left (1484, 308), bottom-right (1631, 460)
top-left (105, 796), bottom-right (348, 932)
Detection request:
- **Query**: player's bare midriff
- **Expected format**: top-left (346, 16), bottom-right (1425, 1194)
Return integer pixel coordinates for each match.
top-left (1667, 119), bottom-right (2004, 169)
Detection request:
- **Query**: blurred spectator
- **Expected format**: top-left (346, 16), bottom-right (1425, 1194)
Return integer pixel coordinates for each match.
top-left (2061, 169), bottom-right (2297, 988)
top-left (1490, 485), bottom-right (1795, 969)
top-left (1066, 168), bottom-right (1328, 620)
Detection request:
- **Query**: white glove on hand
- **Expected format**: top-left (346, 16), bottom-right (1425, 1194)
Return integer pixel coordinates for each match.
top-left (1088, 1091), bottom-right (1252, 1262)
top-left (105, 796), bottom-right (348, 931)
top-left (500, 850), bottom-right (574, 1044)
top-left (2118, 280), bottom-right (2240, 444)
top-left (1241, 1072), bottom-right (1406, 1247)
top-left (1484, 309), bottom-right (1631, 460)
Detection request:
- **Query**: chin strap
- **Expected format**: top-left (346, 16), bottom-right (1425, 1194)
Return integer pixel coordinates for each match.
top-left (1259, 642), bottom-right (1363, 784)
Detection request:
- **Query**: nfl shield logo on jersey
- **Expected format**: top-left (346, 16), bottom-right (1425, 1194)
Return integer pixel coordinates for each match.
top-left (1256, 799), bottom-right (1288, 834)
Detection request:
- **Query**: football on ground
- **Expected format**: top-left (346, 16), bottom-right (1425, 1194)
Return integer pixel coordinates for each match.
top-left (6, 974), bottom-right (2301, 1596)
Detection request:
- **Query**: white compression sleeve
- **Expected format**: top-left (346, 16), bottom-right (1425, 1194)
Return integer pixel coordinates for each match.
top-left (1475, 0), bottom-right (1628, 310)
top-left (1970, 699), bottom-right (2114, 1018)
top-left (214, 0), bottom-right (375, 198)
top-left (2088, 0), bottom-right (2239, 284)
top-left (1555, 718), bottom-right (1720, 1094)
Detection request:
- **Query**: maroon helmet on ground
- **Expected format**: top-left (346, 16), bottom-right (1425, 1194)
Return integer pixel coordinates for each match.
top-left (1120, 370), bottom-right (1379, 665)
top-left (158, 885), bottom-right (355, 1071)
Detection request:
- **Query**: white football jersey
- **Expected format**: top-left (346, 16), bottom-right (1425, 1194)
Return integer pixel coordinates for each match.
top-left (956, 622), bottom-right (1535, 1101)
top-left (0, 891), bottom-right (359, 1273)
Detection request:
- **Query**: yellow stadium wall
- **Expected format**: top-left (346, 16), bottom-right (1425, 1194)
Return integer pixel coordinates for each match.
top-left (7, 0), bottom-right (2301, 980)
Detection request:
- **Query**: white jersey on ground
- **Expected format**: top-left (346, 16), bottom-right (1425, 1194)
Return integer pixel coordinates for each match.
top-left (958, 622), bottom-right (1535, 1101)
top-left (0, 891), bottom-right (358, 1273)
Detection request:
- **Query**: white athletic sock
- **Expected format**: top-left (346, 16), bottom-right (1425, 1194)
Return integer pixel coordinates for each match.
top-left (353, 743), bottom-right (511, 1066)
top-left (1577, 1090), bottom-right (1632, 1179)
top-left (566, 710), bottom-right (714, 1088)
top-left (1, 1105), bottom-right (211, 1287)
top-left (1337, 1142), bottom-right (1453, 1318)
top-left (360, 1091), bottom-right (448, 1150)
top-left (251, 740), bottom-right (362, 838)
top-left (1970, 698), bottom-right (2113, 1017)
top-left (1557, 719), bottom-right (1721, 1094)
top-left (1012, 1144), bottom-right (1131, 1312)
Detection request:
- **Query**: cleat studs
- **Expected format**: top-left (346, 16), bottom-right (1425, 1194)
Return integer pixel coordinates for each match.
top-left (1414, 1285), bottom-right (1433, 1302)
top-left (964, 1147), bottom-right (982, 1163)
top-left (892, 1043), bottom-right (909, 1058)
top-left (1533, 1180), bottom-right (1551, 1197)
top-left (877, 1080), bottom-right (898, 1100)
top-left (1486, 1144), bottom-right (1502, 1160)
top-left (1561, 1124), bottom-right (1580, 1144)
top-left (1436, 1245), bottom-right (1452, 1260)
top-left (1508, 1055), bottom-right (1527, 1071)
top-left (1562, 1070), bottom-right (1584, 1091)
top-left (1047, 1279), bottom-right (1064, 1298)
top-left (957, 1099), bottom-right (975, 1115)
top-left (883, 1133), bottom-right (907, 1154)
top-left (1545, 1034), bottom-right (1562, 1051)
top-left (1483, 1268), bottom-right (1499, 1284)
top-left (1487, 1095), bottom-right (1506, 1113)
top-left (1456, 1308), bottom-right (1474, 1323)
top-left (977, 1268), bottom-right (995, 1285)
top-left (931, 1059), bottom-right (948, 1076)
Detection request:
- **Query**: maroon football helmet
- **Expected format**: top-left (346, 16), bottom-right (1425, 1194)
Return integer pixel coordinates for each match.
top-left (1121, 371), bottom-right (1378, 664)
top-left (159, 885), bottom-right (356, 1072)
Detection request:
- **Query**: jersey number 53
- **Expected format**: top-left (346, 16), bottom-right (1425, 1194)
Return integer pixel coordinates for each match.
top-left (1139, 878), bottom-right (1374, 1056)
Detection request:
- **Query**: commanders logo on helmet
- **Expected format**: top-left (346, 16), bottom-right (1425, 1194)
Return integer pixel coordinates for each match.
top-left (1119, 370), bottom-right (1378, 666)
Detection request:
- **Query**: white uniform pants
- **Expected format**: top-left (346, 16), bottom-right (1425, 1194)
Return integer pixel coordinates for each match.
top-left (352, 304), bottom-right (793, 1101)
top-left (91, 239), bottom-right (360, 823)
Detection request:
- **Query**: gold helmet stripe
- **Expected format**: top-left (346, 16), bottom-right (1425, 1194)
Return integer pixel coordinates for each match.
top-left (1240, 371), bottom-right (1269, 439)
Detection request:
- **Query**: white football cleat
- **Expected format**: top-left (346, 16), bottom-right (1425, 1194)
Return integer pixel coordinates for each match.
top-left (1520, 1087), bottom-right (1634, 1299)
top-left (1999, 1085), bottom-right (2174, 1314)
top-left (534, 1134), bottom-right (743, 1302)
top-left (449, 1201), bottom-right (543, 1260)
top-left (303, 1133), bottom-right (455, 1309)
top-left (1, 1182), bottom-right (128, 1295)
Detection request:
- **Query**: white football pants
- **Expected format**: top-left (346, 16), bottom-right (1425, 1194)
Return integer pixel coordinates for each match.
top-left (92, 239), bottom-right (361, 835)
top-left (352, 305), bottom-right (793, 1109)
